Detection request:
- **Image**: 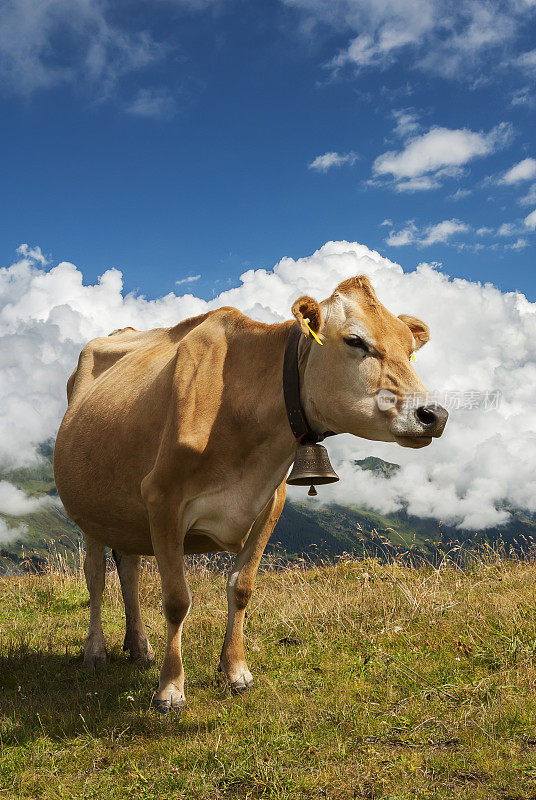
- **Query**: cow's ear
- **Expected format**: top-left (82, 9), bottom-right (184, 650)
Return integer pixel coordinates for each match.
top-left (292, 295), bottom-right (322, 337)
top-left (398, 314), bottom-right (430, 351)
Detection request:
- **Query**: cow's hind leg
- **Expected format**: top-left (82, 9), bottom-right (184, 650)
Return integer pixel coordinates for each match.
top-left (218, 483), bottom-right (286, 693)
top-left (112, 551), bottom-right (154, 664)
top-left (82, 534), bottom-right (107, 669)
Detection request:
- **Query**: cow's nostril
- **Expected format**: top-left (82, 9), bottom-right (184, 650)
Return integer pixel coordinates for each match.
top-left (415, 406), bottom-right (438, 426)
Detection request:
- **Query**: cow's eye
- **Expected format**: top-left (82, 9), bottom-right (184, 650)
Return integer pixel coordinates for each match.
top-left (344, 336), bottom-right (368, 351)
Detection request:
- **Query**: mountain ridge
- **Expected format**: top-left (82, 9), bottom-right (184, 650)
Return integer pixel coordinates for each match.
top-left (1, 446), bottom-right (535, 570)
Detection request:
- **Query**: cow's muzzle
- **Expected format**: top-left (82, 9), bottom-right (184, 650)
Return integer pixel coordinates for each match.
top-left (388, 397), bottom-right (448, 447)
top-left (414, 403), bottom-right (448, 437)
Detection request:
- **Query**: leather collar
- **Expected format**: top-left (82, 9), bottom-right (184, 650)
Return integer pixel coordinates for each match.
top-left (283, 323), bottom-right (335, 444)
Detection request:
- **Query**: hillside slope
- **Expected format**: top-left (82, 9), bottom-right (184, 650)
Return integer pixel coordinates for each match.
top-left (2, 445), bottom-right (535, 569)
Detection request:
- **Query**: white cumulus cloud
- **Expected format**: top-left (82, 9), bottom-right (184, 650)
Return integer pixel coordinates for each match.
top-left (374, 124), bottom-right (511, 183)
top-left (0, 459), bottom-right (54, 542)
top-left (386, 219), bottom-right (470, 247)
top-left (0, 0), bottom-right (161, 98)
top-left (1, 240), bottom-right (536, 532)
top-left (0, 481), bottom-right (52, 516)
top-left (525, 209), bottom-right (536, 229)
top-left (0, 520), bottom-right (26, 546)
top-left (516, 48), bottom-right (536, 74)
top-left (284, 0), bottom-right (532, 82)
top-left (506, 238), bottom-right (528, 251)
top-left (385, 223), bottom-right (417, 247)
top-left (392, 109), bottom-right (421, 138)
top-left (519, 184), bottom-right (536, 206)
top-left (393, 176), bottom-right (441, 193)
top-left (308, 152), bottom-right (358, 172)
top-left (511, 86), bottom-right (534, 107)
top-left (500, 158), bottom-right (536, 185)
top-left (497, 222), bottom-right (520, 237)
top-left (420, 220), bottom-right (470, 246)
top-left (175, 274), bottom-right (201, 285)
top-left (448, 188), bottom-right (472, 201)
top-left (125, 88), bottom-right (177, 119)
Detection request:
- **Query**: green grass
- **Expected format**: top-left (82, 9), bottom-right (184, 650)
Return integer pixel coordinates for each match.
top-left (2, 554), bottom-right (536, 798)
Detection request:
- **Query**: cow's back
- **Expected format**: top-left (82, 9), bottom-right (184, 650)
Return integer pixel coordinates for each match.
top-left (65, 326), bottom-right (159, 407)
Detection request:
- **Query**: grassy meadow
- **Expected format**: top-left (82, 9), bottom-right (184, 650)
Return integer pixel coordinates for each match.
top-left (2, 551), bottom-right (536, 798)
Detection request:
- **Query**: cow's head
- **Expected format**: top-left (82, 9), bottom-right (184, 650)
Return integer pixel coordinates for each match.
top-left (292, 275), bottom-right (447, 448)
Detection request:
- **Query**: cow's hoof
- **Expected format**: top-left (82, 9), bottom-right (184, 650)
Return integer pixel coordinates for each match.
top-left (152, 683), bottom-right (186, 715)
top-left (230, 676), bottom-right (254, 694)
top-left (216, 664), bottom-right (254, 694)
top-left (152, 696), bottom-right (187, 715)
top-left (123, 630), bottom-right (154, 664)
top-left (129, 643), bottom-right (155, 666)
top-left (82, 652), bottom-right (106, 670)
top-left (131, 650), bottom-right (155, 666)
top-left (83, 637), bottom-right (106, 670)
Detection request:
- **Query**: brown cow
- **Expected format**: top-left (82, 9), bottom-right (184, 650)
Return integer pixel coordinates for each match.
top-left (53, 275), bottom-right (447, 712)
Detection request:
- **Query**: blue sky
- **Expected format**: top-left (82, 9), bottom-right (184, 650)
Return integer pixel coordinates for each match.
top-left (1, 0), bottom-right (535, 300)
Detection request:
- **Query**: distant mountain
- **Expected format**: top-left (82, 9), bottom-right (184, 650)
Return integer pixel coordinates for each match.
top-left (1, 443), bottom-right (535, 571)
top-left (353, 455), bottom-right (400, 478)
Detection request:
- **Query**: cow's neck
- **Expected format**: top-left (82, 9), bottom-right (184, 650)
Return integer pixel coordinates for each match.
top-left (283, 322), bottom-right (334, 444)
top-left (233, 320), bottom-right (326, 469)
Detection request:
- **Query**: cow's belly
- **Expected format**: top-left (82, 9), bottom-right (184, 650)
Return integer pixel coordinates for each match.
top-left (71, 515), bottom-right (154, 554)
top-left (66, 473), bottom-right (284, 555)
top-left (74, 516), bottom-right (232, 557)
top-left (182, 474), bottom-right (288, 553)
top-left (60, 459), bottom-right (286, 555)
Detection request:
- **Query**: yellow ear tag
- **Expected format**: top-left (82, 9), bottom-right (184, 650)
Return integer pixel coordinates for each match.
top-left (409, 351), bottom-right (417, 362)
top-left (304, 318), bottom-right (324, 345)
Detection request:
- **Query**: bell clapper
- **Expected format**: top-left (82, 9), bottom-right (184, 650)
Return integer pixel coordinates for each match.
top-left (308, 485), bottom-right (318, 497)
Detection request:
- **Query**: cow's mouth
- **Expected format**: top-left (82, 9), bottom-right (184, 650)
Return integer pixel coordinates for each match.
top-left (394, 434), bottom-right (433, 449)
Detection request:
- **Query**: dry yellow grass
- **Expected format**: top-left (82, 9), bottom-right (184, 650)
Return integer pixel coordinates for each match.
top-left (2, 550), bottom-right (536, 798)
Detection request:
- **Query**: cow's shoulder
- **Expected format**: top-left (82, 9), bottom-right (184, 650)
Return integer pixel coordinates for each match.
top-left (108, 325), bottom-right (138, 336)
top-left (170, 306), bottom-right (247, 336)
top-left (168, 307), bottom-right (258, 356)
top-left (171, 306), bottom-right (266, 365)
top-left (163, 307), bottom-right (263, 454)
top-left (66, 312), bottom-right (217, 407)
top-left (169, 308), bottom-right (235, 387)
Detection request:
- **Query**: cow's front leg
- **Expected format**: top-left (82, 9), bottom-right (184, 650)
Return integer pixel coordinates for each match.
top-left (144, 486), bottom-right (190, 714)
top-left (82, 534), bottom-right (107, 669)
top-left (218, 483), bottom-right (286, 693)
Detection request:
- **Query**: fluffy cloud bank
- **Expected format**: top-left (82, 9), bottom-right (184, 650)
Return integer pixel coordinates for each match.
top-left (1, 241), bottom-right (536, 532)
top-left (0, 481), bottom-right (52, 544)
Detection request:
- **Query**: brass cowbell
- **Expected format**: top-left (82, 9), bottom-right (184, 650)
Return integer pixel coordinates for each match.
top-left (286, 442), bottom-right (339, 497)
